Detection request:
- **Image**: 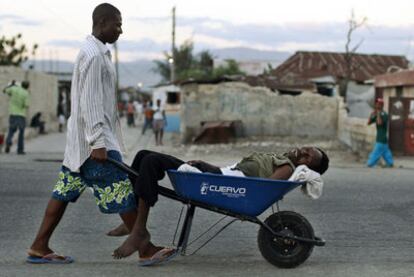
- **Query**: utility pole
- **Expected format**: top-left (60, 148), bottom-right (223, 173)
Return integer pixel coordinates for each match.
top-left (49, 48), bottom-right (54, 73)
top-left (56, 49), bottom-right (60, 73)
top-left (114, 42), bottom-right (120, 93)
top-left (170, 6), bottom-right (176, 83)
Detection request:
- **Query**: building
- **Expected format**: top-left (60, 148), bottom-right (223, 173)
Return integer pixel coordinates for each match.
top-left (375, 70), bottom-right (414, 155)
top-left (151, 84), bottom-right (181, 133)
top-left (269, 51), bottom-right (409, 97)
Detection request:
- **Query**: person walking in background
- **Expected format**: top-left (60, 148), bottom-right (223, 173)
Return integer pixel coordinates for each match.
top-left (367, 98), bottom-right (394, 168)
top-left (133, 100), bottom-right (143, 123)
top-left (126, 100), bottom-right (135, 127)
top-left (141, 100), bottom-right (154, 135)
top-left (3, 80), bottom-right (30, 155)
top-left (153, 99), bottom-right (166, 146)
top-left (58, 113), bottom-right (66, 133)
top-left (57, 96), bottom-right (66, 133)
top-left (27, 3), bottom-right (139, 264)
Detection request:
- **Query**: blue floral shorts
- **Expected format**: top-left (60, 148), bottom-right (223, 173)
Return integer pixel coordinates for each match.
top-left (52, 151), bottom-right (136, 214)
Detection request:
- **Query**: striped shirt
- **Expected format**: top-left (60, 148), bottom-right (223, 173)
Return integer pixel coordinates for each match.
top-left (63, 35), bottom-right (125, 172)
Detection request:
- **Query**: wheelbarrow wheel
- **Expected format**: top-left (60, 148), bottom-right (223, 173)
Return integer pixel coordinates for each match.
top-left (258, 211), bottom-right (314, 268)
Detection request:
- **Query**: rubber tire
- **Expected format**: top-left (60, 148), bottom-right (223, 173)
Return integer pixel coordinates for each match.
top-left (258, 211), bottom-right (315, 268)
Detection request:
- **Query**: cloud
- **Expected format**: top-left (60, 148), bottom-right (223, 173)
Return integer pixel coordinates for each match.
top-left (47, 16), bottom-right (414, 61)
top-left (0, 13), bottom-right (42, 26)
top-left (129, 16), bottom-right (169, 23)
top-left (119, 39), bottom-right (170, 52)
top-left (128, 15), bottom-right (414, 57)
top-left (46, 38), bottom-right (170, 53)
top-left (47, 39), bottom-right (83, 48)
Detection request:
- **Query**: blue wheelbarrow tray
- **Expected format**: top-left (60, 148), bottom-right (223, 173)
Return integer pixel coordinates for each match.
top-left (167, 170), bottom-right (304, 217)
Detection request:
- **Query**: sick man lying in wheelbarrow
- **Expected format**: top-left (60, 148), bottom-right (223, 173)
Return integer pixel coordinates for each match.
top-left (110, 147), bottom-right (329, 265)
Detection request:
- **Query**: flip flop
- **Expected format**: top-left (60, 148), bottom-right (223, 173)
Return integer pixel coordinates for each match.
top-left (26, 253), bottom-right (74, 264)
top-left (138, 248), bottom-right (178, 266)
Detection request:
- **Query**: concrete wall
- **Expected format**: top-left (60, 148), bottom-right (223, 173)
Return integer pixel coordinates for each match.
top-left (0, 66), bottom-right (58, 136)
top-left (337, 99), bottom-right (376, 156)
top-left (180, 82), bottom-right (339, 142)
top-left (346, 81), bottom-right (375, 119)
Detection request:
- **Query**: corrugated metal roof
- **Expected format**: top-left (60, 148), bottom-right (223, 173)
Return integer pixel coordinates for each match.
top-left (270, 51), bottom-right (409, 83)
top-left (375, 69), bottom-right (414, 88)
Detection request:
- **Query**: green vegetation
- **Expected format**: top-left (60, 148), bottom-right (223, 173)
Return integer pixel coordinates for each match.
top-left (0, 33), bottom-right (38, 66)
top-left (153, 40), bottom-right (244, 82)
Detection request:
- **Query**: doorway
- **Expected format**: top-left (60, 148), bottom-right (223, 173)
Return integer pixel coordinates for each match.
top-left (389, 97), bottom-right (414, 155)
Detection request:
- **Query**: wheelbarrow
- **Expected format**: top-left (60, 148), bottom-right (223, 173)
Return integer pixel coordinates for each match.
top-left (108, 158), bottom-right (325, 268)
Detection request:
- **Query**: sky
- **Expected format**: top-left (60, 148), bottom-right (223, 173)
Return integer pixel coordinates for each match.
top-left (1, 0), bottom-right (414, 62)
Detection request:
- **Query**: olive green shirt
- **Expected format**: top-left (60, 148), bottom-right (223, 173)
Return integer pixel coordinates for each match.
top-left (235, 152), bottom-right (296, 178)
top-left (4, 85), bottom-right (30, 117)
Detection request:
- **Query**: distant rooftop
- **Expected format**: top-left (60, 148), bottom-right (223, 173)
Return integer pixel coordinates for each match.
top-left (271, 51), bottom-right (409, 82)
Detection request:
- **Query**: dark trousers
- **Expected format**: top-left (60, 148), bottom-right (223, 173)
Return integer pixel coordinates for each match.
top-left (6, 115), bottom-right (26, 153)
top-left (129, 150), bottom-right (184, 206)
top-left (127, 113), bottom-right (135, 126)
top-left (31, 121), bottom-right (45, 134)
top-left (141, 118), bottom-right (153, 134)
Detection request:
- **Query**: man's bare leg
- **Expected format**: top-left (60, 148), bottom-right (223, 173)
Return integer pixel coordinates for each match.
top-left (28, 198), bottom-right (68, 257)
top-left (112, 199), bottom-right (160, 259)
top-left (118, 209), bottom-right (136, 232)
top-left (159, 129), bottom-right (164, 145)
top-left (107, 206), bottom-right (138, 236)
top-left (154, 131), bottom-right (159, 146)
top-left (106, 223), bottom-right (130, 237)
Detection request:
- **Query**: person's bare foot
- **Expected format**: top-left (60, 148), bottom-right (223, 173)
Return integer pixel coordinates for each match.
top-left (27, 248), bottom-right (54, 257)
top-left (112, 230), bottom-right (154, 259)
top-left (106, 223), bottom-right (130, 237)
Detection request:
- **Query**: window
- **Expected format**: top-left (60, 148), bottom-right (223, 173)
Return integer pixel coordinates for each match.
top-left (167, 92), bottom-right (180, 104)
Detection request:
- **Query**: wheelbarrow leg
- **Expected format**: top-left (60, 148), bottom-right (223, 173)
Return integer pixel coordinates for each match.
top-left (177, 204), bottom-right (196, 255)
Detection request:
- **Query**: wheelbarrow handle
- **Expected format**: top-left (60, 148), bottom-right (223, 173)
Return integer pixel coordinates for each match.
top-left (106, 157), bottom-right (139, 178)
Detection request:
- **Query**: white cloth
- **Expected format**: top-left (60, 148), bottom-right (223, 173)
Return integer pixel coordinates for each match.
top-left (219, 163), bottom-right (245, 177)
top-left (58, 114), bottom-right (66, 124)
top-left (177, 164), bottom-right (202, 173)
top-left (288, 165), bottom-right (323, 199)
top-left (133, 101), bottom-right (142, 113)
top-left (177, 163), bottom-right (245, 177)
top-left (63, 35), bottom-right (124, 172)
top-left (153, 107), bottom-right (164, 120)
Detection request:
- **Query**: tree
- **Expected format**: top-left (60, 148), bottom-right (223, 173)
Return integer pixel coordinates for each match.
top-left (339, 10), bottom-right (367, 100)
top-left (153, 40), bottom-right (194, 82)
top-left (153, 40), bottom-right (244, 83)
top-left (0, 33), bottom-right (38, 66)
top-left (212, 59), bottom-right (244, 79)
top-left (262, 63), bottom-right (274, 75)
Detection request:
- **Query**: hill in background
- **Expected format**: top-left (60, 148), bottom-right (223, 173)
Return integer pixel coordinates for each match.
top-left (22, 47), bottom-right (290, 87)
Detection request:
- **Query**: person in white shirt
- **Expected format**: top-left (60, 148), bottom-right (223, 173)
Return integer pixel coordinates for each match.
top-left (152, 99), bottom-right (167, 146)
top-left (27, 3), bottom-right (142, 265)
top-left (133, 100), bottom-right (143, 123)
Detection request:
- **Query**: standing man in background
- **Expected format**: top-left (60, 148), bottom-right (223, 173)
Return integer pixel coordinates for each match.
top-left (126, 100), bottom-right (136, 127)
top-left (141, 100), bottom-right (154, 135)
top-left (153, 99), bottom-right (166, 146)
top-left (3, 80), bottom-right (30, 155)
top-left (367, 98), bottom-right (394, 168)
